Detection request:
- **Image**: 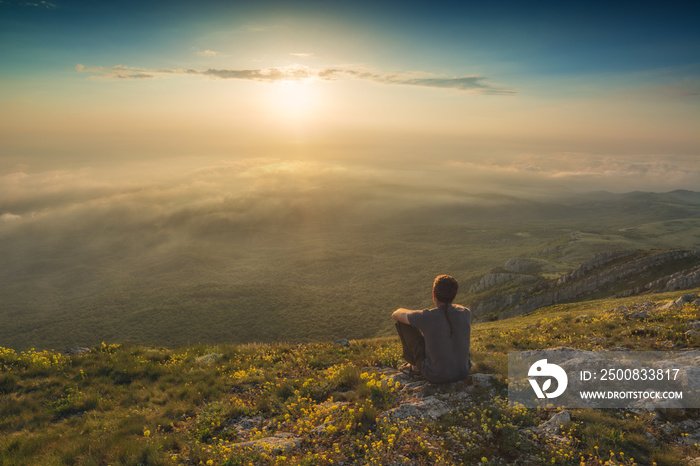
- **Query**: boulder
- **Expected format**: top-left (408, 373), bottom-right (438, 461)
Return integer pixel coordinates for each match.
top-left (539, 410), bottom-right (571, 432)
top-left (386, 396), bottom-right (451, 421)
top-left (231, 416), bottom-right (262, 436)
top-left (661, 294), bottom-right (699, 311)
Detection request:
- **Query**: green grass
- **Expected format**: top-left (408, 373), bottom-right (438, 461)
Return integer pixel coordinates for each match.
top-left (1, 290), bottom-right (699, 465)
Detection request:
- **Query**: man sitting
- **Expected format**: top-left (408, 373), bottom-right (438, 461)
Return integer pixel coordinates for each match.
top-left (391, 274), bottom-right (472, 383)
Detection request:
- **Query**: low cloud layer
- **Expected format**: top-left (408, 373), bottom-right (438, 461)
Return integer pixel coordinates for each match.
top-left (2, 155), bottom-right (698, 242)
top-left (75, 63), bottom-right (515, 94)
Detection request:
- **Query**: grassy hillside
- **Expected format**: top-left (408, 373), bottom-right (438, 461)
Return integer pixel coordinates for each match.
top-left (2, 289), bottom-right (699, 465)
top-left (2, 191), bottom-right (700, 351)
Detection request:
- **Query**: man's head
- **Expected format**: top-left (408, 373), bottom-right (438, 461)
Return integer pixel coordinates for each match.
top-left (432, 274), bottom-right (458, 305)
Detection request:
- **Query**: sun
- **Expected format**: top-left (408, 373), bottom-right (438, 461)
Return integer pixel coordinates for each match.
top-left (267, 80), bottom-right (318, 121)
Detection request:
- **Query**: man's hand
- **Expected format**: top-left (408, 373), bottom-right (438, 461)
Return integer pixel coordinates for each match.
top-left (392, 308), bottom-right (419, 325)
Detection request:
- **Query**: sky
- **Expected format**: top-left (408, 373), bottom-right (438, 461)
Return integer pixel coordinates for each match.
top-left (1, 0), bottom-right (699, 224)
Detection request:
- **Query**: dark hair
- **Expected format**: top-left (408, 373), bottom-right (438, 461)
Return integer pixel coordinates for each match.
top-left (434, 275), bottom-right (458, 338)
top-left (433, 275), bottom-right (458, 304)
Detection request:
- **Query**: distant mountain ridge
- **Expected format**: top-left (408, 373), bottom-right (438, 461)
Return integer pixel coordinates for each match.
top-left (470, 249), bottom-right (700, 320)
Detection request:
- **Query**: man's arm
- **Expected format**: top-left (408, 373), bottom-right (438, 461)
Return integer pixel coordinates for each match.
top-left (392, 308), bottom-right (421, 325)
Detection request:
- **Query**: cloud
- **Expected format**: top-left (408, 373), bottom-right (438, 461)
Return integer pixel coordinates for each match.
top-left (75, 64), bottom-right (154, 80)
top-left (0, 213), bottom-right (20, 223)
top-left (1, 156), bottom-right (698, 263)
top-left (332, 69), bottom-right (515, 94)
top-left (0, 160), bottom-right (400, 243)
top-left (198, 66), bottom-right (314, 82)
top-left (290, 53), bottom-right (313, 58)
top-left (1, 0), bottom-right (56, 7)
top-left (444, 154), bottom-right (700, 194)
top-left (197, 49), bottom-right (218, 57)
top-left (75, 62), bottom-right (514, 94)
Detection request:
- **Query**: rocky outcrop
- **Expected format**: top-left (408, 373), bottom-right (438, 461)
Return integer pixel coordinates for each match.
top-left (503, 258), bottom-right (542, 274)
top-left (556, 250), bottom-right (697, 288)
top-left (469, 258), bottom-right (547, 294)
top-left (659, 294), bottom-right (699, 311)
top-left (617, 264), bottom-right (700, 297)
top-left (469, 273), bottom-right (522, 293)
top-left (382, 372), bottom-right (499, 422)
top-left (472, 250), bottom-right (700, 319)
top-left (555, 251), bottom-right (637, 285)
top-left (471, 292), bottom-right (526, 316)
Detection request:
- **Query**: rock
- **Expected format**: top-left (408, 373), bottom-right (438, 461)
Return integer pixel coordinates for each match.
top-left (469, 273), bottom-right (529, 293)
top-left (334, 339), bottom-right (351, 347)
top-left (612, 304), bottom-right (655, 320)
top-left (385, 373), bottom-right (498, 422)
top-left (469, 373), bottom-right (500, 388)
top-left (386, 396), bottom-right (451, 421)
top-left (65, 347), bottom-right (91, 356)
top-left (669, 419), bottom-right (700, 445)
top-left (195, 353), bottom-right (222, 364)
top-left (232, 416), bottom-right (262, 436)
top-left (661, 294), bottom-right (699, 311)
top-left (235, 433), bottom-right (301, 453)
top-left (685, 330), bottom-right (700, 344)
top-left (400, 381), bottom-right (426, 393)
top-left (539, 410), bottom-right (571, 432)
top-left (688, 320), bottom-right (700, 329)
top-left (311, 422), bottom-right (332, 434)
top-left (481, 250), bottom-right (700, 318)
top-left (472, 292), bottom-right (526, 317)
top-left (503, 258), bottom-right (542, 274)
top-left (627, 310), bottom-right (650, 320)
top-left (622, 264), bottom-right (700, 296)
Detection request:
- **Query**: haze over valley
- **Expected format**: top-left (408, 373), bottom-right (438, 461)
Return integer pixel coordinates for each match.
top-left (2, 156), bottom-right (699, 349)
